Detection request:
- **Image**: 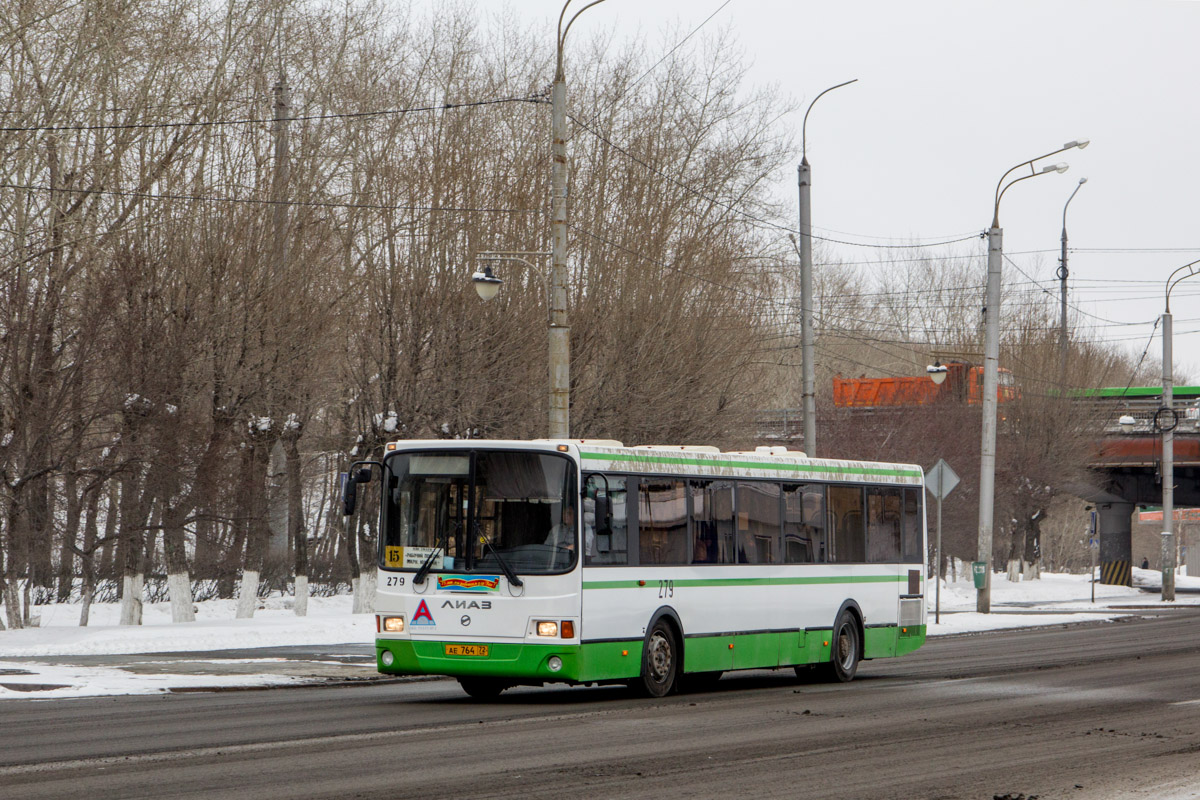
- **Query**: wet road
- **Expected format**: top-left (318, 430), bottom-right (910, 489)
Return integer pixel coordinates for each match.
top-left (2, 610), bottom-right (1199, 800)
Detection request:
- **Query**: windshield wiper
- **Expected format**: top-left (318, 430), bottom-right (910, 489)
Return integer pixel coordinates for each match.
top-left (413, 546), bottom-right (441, 587)
top-left (414, 519), bottom-right (457, 586)
top-left (475, 523), bottom-right (523, 587)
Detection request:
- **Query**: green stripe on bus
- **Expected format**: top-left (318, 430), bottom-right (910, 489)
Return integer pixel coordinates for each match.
top-left (578, 450), bottom-right (921, 479)
top-left (582, 575), bottom-right (909, 590)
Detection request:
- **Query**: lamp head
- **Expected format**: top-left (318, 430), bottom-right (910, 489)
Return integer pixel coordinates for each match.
top-left (926, 362), bottom-right (949, 386)
top-left (1041, 162), bottom-right (1069, 174)
top-left (1078, 177), bottom-right (1088, 185)
top-left (1118, 414), bottom-right (1136, 432)
top-left (471, 266), bottom-right (503, 301)
top-left (1065, 138), bottom-right (1090, 150)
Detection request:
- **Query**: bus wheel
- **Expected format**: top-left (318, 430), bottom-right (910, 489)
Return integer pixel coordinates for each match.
top-left (632, 620), bottom-right (679, 697)
top-left (457, 677), bottom-right (509, 699)
top-left (822, 610), bottom-right (861, 683)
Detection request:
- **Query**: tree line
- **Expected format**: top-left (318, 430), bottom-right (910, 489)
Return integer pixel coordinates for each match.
top-left (0, 0), bottom-right (1149, 628)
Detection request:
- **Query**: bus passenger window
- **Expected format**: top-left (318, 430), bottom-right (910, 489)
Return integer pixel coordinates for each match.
top-left (828, 486), bottom-right (865, 563)
top-left (689, 481), bottom-right (718, 564)
top-left (639, 479), bottom-right (688, 565)
top-left (737, 482), bottom-right (780, 564)
top-left (584, 475), bottom-right (628, 565)
top-left (783, 484), bottom-right (826, 563)
top-left (902, 489), bottom-right (923, 563)
top-left (866, 487), bottom-right (902, 563)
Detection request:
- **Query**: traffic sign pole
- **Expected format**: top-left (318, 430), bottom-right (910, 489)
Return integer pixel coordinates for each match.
top-left (924, 459), bottom-right (960, 626)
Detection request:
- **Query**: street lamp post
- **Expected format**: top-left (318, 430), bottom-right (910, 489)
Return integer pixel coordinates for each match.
top-left (1160, 258), bottom-right (1200, 601)
top-left (977, 139), bottom-right (1088, 613)
top-left (472, 1), bottom-right (607, 439)
top-left (798, 78), bottom-right (856, 458)
top-left (1059, 177), bottom-right (1087, 388)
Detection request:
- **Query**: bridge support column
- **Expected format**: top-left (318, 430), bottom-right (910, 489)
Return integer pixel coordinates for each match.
top-left (1098, 501), bottom-right (1134, 587)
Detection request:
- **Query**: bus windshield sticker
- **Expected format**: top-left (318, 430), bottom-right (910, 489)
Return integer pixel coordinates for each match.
top-left (403, 546), bottom-right (442, 569)
top-left (437, 576), bottom-right (500, 592)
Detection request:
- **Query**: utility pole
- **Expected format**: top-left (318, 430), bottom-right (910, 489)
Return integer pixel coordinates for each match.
top-left (549, 53), bottom-right (569, 439)
top-left (1162, 310), bottom-right (1176, 601)
top-left (1058, 178), bottom-right (1086, 387)
top-left (977, 224), bottom-right (1002, 613)
top-left (797, 79), bottom-right (856, 457)
top-left (271, 76), bottom-right (291, 275)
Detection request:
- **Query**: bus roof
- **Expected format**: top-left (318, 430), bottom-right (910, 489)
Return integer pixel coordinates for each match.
top-left (384, 439), bottom-right (924, 485)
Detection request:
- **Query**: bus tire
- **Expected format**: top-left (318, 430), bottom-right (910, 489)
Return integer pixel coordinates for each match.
top-left (822, 609), bottom-right (861, 683)
top-left (631, 619), bottom-right (679, 697)
top-left (457, 677), bottom-right (509, 699)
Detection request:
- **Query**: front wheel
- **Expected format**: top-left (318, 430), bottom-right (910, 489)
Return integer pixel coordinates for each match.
top-left (630, 619), bottom-right (679, 697)
top-left (822, 610), bottom-right (861, 683)
top-left (457, 677), bottom-right (509, 699)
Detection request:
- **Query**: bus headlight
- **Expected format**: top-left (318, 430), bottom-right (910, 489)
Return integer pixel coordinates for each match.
top-left (536, 620), bottom-right (558, 637)
top-left (548, 656), bottom-right (563, 672)
top-left (382, 616), bottom-right (405, 633)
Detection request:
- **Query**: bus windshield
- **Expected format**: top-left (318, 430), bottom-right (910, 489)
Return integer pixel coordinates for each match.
top-left (380, 449), bottom-right (578, 575)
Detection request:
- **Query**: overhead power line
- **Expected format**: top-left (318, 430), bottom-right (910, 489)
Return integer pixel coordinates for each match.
top-left (0, 96), bottom-right (542, 133)
top-left (0, 183), bottom-right (541, 215)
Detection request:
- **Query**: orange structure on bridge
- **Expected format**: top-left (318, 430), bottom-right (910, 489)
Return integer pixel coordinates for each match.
top-left (833, 362), bottom-right (1017, 408)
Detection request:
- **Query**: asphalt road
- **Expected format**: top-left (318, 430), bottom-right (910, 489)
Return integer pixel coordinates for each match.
top-left (2, 610), bottom-right (1200, 800)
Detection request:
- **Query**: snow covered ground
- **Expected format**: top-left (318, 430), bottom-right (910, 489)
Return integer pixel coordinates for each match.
top-left (1, 570), bottom-right (1198, 699)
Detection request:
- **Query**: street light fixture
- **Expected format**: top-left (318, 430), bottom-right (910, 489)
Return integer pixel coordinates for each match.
top-left (798, 78), bottom-right (857, 458)
top-left (1159, 257), bottom-right (1200, 601)
top-left (471, 265), bottom-right (503, 301)
top-left (976, 138), bottom-right (1088, 614)
top-left (926, 361), bottom-right (948, 386)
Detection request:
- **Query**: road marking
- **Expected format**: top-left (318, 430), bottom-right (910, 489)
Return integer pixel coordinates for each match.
top-left (1169, 699), bottom-right (1200, 707)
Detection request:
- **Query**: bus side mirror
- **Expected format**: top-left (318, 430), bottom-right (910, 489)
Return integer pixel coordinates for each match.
top-left (342, 475), bottom-right (358, 516)
top-left (342, 468), bottom-right (373, 516)
top-left (595, 494), bottom-right (612, 536)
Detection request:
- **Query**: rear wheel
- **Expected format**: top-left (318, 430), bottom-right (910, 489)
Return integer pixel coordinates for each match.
top-left (822, 610), bottom-right (861, 683)
top-left (630, 619), bottom-right (679, 697)
top-left (457, 677), bottom-right (509, 699)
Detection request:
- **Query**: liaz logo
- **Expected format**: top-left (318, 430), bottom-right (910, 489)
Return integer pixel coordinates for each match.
top-left (442, 599), bottom-right (491, 610)
top-left (437, 576), bottom-right (500, 592)
top-left (411, 599), bottom-right (435, 626)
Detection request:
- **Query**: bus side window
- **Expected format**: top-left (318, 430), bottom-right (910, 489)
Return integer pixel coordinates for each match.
top-left (784, 484), bottom-right (826, 563)
top-left (828, 486), bottom-right (866, 563)
top-left (736, 482), bottom-right (780, 564)
top-left (866, 487), bottom-right (902, 563)
top-left (639, 479), bottom-right (688, 565)
top-left (902, 489), bottom-right (923, 563)
top-left (585, 475), bottom-right (628, 565)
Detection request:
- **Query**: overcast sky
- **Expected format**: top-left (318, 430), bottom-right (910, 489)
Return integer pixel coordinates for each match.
top-left (460, 0), bottom-right (1200, 379)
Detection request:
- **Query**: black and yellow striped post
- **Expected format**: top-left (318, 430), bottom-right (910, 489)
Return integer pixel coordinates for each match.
top-left (1098, 501), bottom-right (1135, 587)
top-left (1100, 559), bottom-right (1131, 587)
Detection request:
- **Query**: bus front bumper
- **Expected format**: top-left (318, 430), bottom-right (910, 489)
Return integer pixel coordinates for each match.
top-left (376, 638), bottom-right (588, 682)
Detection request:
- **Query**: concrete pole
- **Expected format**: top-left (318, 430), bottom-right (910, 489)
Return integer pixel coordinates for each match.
top-left (798, 160), bottom-right (816, 456)
top-left (1058, 178), bottom-right (1085, 388)
top-left (1058, 224), bottom-right (1068, 387)
top-left (935, 491), bottom-right (943, 624)
top-left (1162, 311), bottom-right (1176, 601)
top-left (548, 49), bottom-right (570, 439)
top-left (977, 225), bottom-right (1003, 613)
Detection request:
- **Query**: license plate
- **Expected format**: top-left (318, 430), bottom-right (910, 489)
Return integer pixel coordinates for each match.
top-left (444, 644), bottom-right (488, 657)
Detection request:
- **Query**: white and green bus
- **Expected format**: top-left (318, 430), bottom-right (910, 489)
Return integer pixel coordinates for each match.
top-left (344, 439), bottom-right (928, 698)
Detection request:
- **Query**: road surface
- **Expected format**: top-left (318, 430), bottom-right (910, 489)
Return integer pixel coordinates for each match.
top-left (2, 610), bottom-right (1199, 799)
